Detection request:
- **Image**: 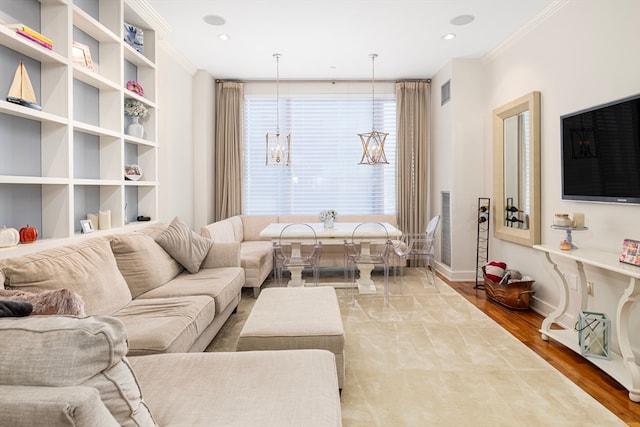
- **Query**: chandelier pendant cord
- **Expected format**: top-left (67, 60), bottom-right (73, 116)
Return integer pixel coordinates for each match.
top-left (370, 53), bottom-right (376, 131)
top-left (275, 53), bottom-right (280, 135)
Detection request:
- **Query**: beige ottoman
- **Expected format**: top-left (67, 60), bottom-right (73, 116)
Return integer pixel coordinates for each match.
top-left (237, 286), bottom-right (345, 389)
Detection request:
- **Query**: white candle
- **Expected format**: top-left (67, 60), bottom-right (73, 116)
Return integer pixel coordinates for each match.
top-left (87, 213), bottom-right (99, 230)
top-left (98, 210), bottom-right (111, 230)
top-left (573, 212), bottom-right (585, 228)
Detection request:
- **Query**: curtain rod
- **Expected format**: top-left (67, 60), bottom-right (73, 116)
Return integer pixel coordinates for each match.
top-left (215, 78), bottom-right (431, 84)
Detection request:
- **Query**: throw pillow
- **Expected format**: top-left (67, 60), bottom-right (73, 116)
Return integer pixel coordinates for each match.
top-left (0, 300), bottom-right (32, 317)
top-left (110, 233), bottom-right (184, 298)
top-left (485, 261), bottom-right (507, 283)
top-left (0, 288), bottom-right (85, 316)
top-left (154, 216), bottom-right (213, 274)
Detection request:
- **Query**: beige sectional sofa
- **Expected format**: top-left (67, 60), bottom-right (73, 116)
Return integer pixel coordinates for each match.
top-left (0, 315), bottom-right (342, 427)
top-left (201, 214), bottom-right (401, 296)
top-left (0, 220), bottom-right (343, 426)
top-left (0, 220), bottom-right (244, 355)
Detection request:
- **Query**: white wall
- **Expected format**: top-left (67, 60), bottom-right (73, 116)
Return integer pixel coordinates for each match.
top-left (156, 40), bottom-right (198, 227)
top-left (430, 59), bottom-right (487, 281)
top-left (433, 0), bottom-right (640, 352)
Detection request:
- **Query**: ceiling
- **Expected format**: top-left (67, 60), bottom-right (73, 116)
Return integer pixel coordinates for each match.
top-left (146, 0), bottom-right (555, 81)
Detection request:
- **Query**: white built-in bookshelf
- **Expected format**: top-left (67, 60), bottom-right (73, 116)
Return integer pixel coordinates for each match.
top-left (0, 0), bottom-right (159, 256)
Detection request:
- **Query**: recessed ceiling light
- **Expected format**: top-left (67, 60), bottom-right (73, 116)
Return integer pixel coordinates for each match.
top-left (441, 33), bottom-right (456, 40)
top-left (450, 14), bottom-right (475, 26)
top-left (218, 34), bottom-right (230, 41)
top-left (203, 15), bottom-right (226, 26)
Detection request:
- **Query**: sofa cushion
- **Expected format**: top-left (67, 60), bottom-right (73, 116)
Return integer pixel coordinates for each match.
top-left (110, 233), bottom-right (184, 298)
top-left (137, 267), bottom-right (243, 316)
top-left (155, 217), bottom-right (213, 274)
top-left (0, 288), bottom-right (85, 316)
top-left (241, 215), bottom-right (279, 241)
top-left (0, 237), bottom-right (132, 315)
top-left (129, 350), bottom-right (341, 427)
top-left (113, 296), bottom-right (216, 355)
top-left (241, 241), bottom-right (274, 273)
top-left (201, 217), bottom-right (237, 243)
top-left (0, 385), bottom-right (120, 427)
top-left (0, 315), bottom-right (157, 427)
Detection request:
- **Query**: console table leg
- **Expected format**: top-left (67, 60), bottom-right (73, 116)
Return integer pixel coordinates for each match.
top-left (539, 251), bottom-right (569, 337)
top-left (616, 277), bottom-right (640, 402)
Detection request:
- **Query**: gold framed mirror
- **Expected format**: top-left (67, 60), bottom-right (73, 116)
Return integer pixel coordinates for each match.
top-left (493, 91), bottom-right (541, 246)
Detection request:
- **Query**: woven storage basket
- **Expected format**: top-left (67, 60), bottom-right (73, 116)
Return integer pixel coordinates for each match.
top-left (482, 266), bottom-right (535, 310)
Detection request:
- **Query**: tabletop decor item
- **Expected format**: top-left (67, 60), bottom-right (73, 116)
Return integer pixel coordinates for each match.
top-left (124, 99), bottom-right (148, 138)
top-left (71, 41), bottom-right (94, 71)
top-left (6, 61), bottom-right (41, 110)
top-left (576, 310), bottom-right (610, 360)
top-left (124, 164), bottom-right (143, 181)
top-left (619, 239), bottom-right (640, 266)
top-left (319, 209), bottom-right (337, 229)
top-left (80, 219), bottom-right (94, 234)
top-left (123, 22), bottom-right (144, 53)
top-left (19, 225), bottom-right (38, 243)
top-left (0, 226), bottom-right (19, 247)
top-left (126, 80), bottom-right (144, 96)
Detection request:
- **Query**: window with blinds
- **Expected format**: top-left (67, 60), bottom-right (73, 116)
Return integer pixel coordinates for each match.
top-left (243, 81), bottom-right (397, 215)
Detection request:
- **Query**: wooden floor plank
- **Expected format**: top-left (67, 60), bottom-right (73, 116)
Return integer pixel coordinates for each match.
top-left (447, 279), bottom-right (640, 425)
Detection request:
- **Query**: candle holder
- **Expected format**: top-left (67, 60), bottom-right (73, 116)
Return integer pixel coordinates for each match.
top-left (550, 225), bottom-right (588, 249)
top-left (576, 310), bottom-right (610, 360)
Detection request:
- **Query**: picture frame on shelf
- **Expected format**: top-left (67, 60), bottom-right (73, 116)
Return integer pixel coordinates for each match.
top-left (80, 219), bottom-right (94, 234)
top-left (619, 239), bottom-right (640, 266)
top-left (72, 41), bottom-right (94, 71)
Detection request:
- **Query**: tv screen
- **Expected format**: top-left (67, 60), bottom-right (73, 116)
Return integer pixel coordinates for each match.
top-left (561, 94), bottom-right (640, 204)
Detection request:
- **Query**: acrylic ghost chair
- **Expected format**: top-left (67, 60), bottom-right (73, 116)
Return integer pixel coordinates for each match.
top-left (392, 233), bottom-right (414, 294)
top-left (273, 223), bottom-right (322, 287)
top-left (344, 222), bottom-right (393, 306)
top-left (404, 215), bottom-right (440, 292)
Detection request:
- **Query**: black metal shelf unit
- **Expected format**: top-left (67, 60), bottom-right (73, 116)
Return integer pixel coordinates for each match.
top-left (475, 197), bottom-right (490, 289)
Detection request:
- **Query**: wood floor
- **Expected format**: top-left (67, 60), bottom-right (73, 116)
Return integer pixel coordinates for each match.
top-left (447, 279), bottom-right (640, 426)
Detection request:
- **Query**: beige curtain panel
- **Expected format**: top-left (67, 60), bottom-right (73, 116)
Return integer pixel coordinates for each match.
top-left (395, 81), bottom-right (431, 235)
top-left (214, 81), bottom-right (244, 221)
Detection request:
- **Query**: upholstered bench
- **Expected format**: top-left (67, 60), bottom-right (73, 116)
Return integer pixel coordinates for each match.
top-left (236, 286), bottom-right (345, 388)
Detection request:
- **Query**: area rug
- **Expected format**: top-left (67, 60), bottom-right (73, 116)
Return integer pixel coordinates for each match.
top-left (206, 268), bottom-right (627, 427)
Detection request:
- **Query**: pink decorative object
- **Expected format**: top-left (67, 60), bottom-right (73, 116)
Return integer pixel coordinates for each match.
top-left (126, 80), bottom-right (144, 96)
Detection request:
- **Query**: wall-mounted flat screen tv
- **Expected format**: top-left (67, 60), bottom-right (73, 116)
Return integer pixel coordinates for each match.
top-left (561, 94), bottom-right (640, 204)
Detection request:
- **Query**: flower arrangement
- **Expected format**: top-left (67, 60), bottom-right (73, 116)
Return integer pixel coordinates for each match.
top-left (124, 99), bottom-right (148, 118)
top-left (126, 80), bottom-right (144, 96)
top-left (319, 209), bottom-right (338, 222)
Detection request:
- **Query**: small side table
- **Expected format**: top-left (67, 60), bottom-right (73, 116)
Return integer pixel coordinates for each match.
top-left (550, 225), bottom-right (589, 249)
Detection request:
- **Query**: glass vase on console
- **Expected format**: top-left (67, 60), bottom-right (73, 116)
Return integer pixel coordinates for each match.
top-left (324, 218), bottom-right (334, 230)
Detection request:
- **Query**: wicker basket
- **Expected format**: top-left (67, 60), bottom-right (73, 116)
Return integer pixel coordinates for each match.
top-left (482, 266), bottom-right (535, 310)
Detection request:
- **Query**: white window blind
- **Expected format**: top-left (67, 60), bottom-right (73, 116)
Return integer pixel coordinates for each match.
top-left (243, 82), bottom-right (396, 215)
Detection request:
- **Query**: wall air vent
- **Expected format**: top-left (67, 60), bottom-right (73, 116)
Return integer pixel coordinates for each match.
top-left (441, 80), bottom-right (451, 106)
top-left (441, 191), bottom-right (451, 267)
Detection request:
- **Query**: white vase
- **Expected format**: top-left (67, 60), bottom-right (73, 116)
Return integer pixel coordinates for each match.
top-left (127, 116), bottom-right (144, 138)
top-left (324, 218), bottom-right (334, 229)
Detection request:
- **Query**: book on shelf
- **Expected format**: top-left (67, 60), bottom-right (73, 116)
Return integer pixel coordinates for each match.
top-left (5, 24), bottom-right (53, 49)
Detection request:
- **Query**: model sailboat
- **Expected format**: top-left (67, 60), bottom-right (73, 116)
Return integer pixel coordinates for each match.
top-left (6, 61), bottom-right (42, 110)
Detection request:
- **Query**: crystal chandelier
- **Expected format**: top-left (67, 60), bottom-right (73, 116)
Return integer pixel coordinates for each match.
top-left (265, 53), bottom-right (291, 166)
top-left (358, 53), bottom-right (389, 165)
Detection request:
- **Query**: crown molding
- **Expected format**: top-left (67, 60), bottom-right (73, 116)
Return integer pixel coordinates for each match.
top-left (483, 0), bottom-right (569, 65)
top-left (124, 0), bottom-right (172, 38)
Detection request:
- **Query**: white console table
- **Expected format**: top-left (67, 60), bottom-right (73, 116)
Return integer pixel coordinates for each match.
top-left (533, 245), bottom-right (640, 402)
